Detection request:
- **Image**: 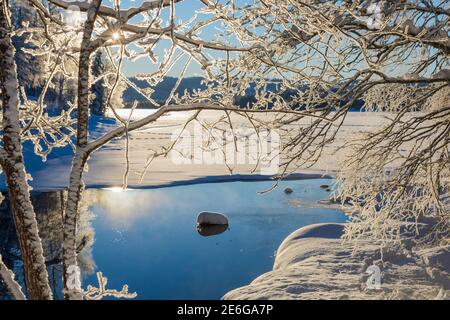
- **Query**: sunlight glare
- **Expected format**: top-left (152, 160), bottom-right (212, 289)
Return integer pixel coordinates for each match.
top-left (112, 32), bottom-right (121, 41)
top-left (105, 186), bottom-right (125, 192)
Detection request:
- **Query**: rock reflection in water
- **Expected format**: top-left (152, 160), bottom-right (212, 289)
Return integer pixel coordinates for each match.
top-left (197, 224), bottom-right (228, 237)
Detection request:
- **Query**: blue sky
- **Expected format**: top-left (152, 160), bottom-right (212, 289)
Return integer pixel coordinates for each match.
top-left (110, 0), bottom-right (222, 77)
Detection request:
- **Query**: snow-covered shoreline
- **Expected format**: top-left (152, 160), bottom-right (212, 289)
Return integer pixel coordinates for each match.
top-left (1, 173), bottom-right (330, 192)
top-left (223, 223), bottom-right (450, 300)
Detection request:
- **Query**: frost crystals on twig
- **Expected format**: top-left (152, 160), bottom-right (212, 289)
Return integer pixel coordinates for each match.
top-left (83, 272), bottom-right (137, 300)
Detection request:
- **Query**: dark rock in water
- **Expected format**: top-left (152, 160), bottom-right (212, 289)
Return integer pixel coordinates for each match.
top-left (197, 224), bottom-right (228, 237)
top-left (197, 211), bottom-right (229, 226)
top-left (284, 187), bottom-right (293, 194)
top-left (320, 184), bottom-right (329, 189)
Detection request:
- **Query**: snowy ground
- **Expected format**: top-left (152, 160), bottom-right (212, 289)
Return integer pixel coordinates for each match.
top-left (224, 223), bottom-right (450, 300)
top-left (1, 110), bottom-right (390, 190)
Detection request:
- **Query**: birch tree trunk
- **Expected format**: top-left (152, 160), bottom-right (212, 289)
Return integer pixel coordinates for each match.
top-left (0, 0), bottom-right (52, 300)
top-left (62, 0), bottom-right (101, 300)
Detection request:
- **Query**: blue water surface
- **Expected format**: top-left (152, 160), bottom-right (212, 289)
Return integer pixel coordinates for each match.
top-left (83, 179), bottom-right (346, 299)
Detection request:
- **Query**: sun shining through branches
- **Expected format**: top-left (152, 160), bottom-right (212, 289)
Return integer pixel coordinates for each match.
top-left (0, 0), bottom-right (448, 300)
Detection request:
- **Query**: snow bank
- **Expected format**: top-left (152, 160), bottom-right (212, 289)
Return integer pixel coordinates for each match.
top-left (223, 223), bottom-right (449, 300)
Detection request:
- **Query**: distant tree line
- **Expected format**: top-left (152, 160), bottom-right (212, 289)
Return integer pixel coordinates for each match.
top-left (11, 0), bottom-right (124, 116)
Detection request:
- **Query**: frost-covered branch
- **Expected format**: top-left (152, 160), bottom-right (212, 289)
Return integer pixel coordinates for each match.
top-left (8, 0), bottom-right (448, 301)
top-left (83, 272), bottom-right (137, 300)
top-left (48, 0), bottom-right (180, 21)
top-left (0, 255), bottom-right (26, 300)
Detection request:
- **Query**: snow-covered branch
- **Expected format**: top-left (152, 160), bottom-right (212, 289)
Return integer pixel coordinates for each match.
top-left (3, 0), bottom-right (447, 300)
top-left (83, 272), bottom-right (137, 300)
top-left (0, 255), bottom-right (26, 300)
top-left (48, 0), bottom-right (181, 21)
top-left (87, 103), bottom-right (332, 152)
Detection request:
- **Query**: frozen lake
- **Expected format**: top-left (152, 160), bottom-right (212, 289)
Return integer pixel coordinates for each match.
top-left (0, 179), bottom-right (346, 300)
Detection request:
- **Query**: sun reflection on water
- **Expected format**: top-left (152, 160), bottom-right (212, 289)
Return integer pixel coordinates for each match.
top-left (85, 188), bottom-right (168, 227)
